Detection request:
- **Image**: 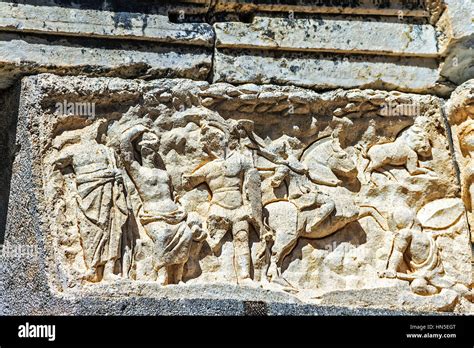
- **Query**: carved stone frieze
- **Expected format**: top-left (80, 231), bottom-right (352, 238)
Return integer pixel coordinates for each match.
top-left (10, 74), bottom-right (470, 312)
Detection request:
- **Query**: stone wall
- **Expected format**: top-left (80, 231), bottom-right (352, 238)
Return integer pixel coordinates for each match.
top-left (0, 0), bottom-right (473, 315)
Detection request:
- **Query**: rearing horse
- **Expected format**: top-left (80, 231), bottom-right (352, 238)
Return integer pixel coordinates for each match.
top-left (263, 136), bottom-right (360, 282)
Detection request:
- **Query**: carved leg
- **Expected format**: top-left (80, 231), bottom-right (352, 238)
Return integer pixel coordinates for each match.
top-left (265, 202), bottom-right (298, 283)
top-left (469, 183), bottom-right (474, 212)
top-left (270, 233), bottom-right (298, 280)
top-left (232, 220), bottom-right (251, 283)
top-left (302, 195), bottom-right (335, 234)
top-left (374, 167), bottom-right (398, 182)
top-left (267, 217), bottom-right (301, 287)
top-left (406, 152), bottom-right (426, 175)
top-left (207, 215), bottom-right (231, 252)
top-left (386, 244), bottom-right (406, 274)
top-left (169, 263), bottom-right (185, 284)
top-left (365, 162), bottom-right (376, 183)
top-left (379, 231), bottom-right (411, 278)
top-left (185, 240), bottom-right (204, 280)
top-left (411, 278), bottom-right (438, 295)
top-left (102, 258), bottom-right (121, 281)
top-left (82, 265), bottom-right (100, 282)
top-left (156, 267), bottom-right (168, 285)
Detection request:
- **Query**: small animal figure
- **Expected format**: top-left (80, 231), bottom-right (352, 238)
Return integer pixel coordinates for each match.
top-left (364, 124), bottom-right (432, 181)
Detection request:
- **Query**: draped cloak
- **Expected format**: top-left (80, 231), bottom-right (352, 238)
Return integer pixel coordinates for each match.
top-left (75, 168), bottom-right (128, 269)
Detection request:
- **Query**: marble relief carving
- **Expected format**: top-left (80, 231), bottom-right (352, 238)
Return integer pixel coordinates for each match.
top-left (447, 80), bottom-right (474, 241)
top-left (41, 78), bottom-right (471, 304)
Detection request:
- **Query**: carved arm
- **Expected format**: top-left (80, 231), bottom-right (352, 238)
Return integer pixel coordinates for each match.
top-left (119, 125), bottom-right (148, 171)
top-left (182, 163), bottom-right (210, 191)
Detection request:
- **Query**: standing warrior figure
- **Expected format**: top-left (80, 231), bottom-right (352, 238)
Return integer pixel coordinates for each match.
top-left (183, 120), bottom-right (268, 285)
top-left (53, 120), bottom-right (128, 282)
top-left (120, 125), bottom-right (203, 285)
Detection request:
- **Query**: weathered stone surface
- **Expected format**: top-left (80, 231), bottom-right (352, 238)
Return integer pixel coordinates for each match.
top-left (0, 0), bottom-right (464, 97)
top-left (446, 79), bottom-right (474, 242)
top-left (0, 85), bottom-right (19, 242)
top-left (436, 0), bottom-right (474, 54)
top-left (214, 0), bottom-right (431, 17)
top-left (437, 0), bottom-right (474, 86)
top-left (213, 49), bottom-right (449, 95)
top-left (0, 33), bottom-right (212, 90)
top-left (0, 0), bottom-right (211, 15)
top-left (1, 74), bottom-right (471, 314)
top-left (320, 284), bottom-right (472, 313)
top-left (0, 3), bottom-right (214, 46)
top-left (398, 288), bottom-right (464, 312)
top-left (211, 0), bottom-right (470, 96)
top-left (0, 2), bottom-right (214, 89)
top-left (0, 0), bottom-right (473, 318)
top-left (215, 15), bottom-right (438, 57)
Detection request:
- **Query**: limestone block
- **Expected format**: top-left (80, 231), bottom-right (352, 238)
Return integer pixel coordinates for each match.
top-left (213, 49), bottom-right (448, 95)
top-left (0, 3), bottom-right (214, 89)
top-left (212, 10), bottom-right (455, 95)
top-left (0, 3), bottom-right (214, 46)
top-left (0, 33), bottom-right (212, 90)
top-left (437, 0), bottom-right (474, 53)
top-left (320, 285), bottom-right (467, 313)
top-left (214, 0), bottom-right (430, 17)
top-left (215, 15), bottom-right (438, 57)
top-left (2, 74), bottom-right (471, 314)
top-left (437, 0), bottom-right (474, 85)
top-left (398, 289), bottom-right (461, 312)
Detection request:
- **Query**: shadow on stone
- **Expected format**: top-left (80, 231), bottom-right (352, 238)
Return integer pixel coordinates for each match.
top-left (0, 83), bottom-right (20, 242)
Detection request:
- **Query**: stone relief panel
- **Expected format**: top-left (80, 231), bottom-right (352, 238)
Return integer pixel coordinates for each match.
top-left (447, 80), bottom-right (474, 241)
top-left (34, 75), bottom-right (470, 308)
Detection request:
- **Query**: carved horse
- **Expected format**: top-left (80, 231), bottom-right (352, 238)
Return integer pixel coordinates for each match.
top-left (263, 136), bottom-right (360, 282)
top-left (300, 135), bottom-right (358, 187)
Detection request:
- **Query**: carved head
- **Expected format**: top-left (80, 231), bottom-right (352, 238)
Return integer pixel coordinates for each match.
top-left (201, 121), bottom-right (230, 158)
top-left (138, 131), bottom-right (160, 168)
top-left (392, 206), bottom-right (417, 230)
top-left (53, 120), bottom-right (107, 150)
top-left (228, 119), bottom-right (255, 151)
top-left (412, 135), bottom-right (432, 157)
top-left (328, 138), bottom-right (358, 178)
top-left (80, 119), bottom-right (108, 143)
top-left (199, 118), bottom-right (255, 158)
top-left (407, 126), bottom-right (432, 157)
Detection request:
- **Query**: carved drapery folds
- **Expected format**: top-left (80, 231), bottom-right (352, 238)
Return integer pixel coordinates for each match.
top-left (37, 75), bottom-right (470, 306)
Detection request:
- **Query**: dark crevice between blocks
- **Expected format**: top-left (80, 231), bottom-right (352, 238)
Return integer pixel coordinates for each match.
top-left (0, 82), bottom-right (20, 243)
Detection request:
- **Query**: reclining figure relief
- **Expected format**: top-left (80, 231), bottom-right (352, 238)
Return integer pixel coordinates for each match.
top-left (379, 206), bottom-right (470, 298)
